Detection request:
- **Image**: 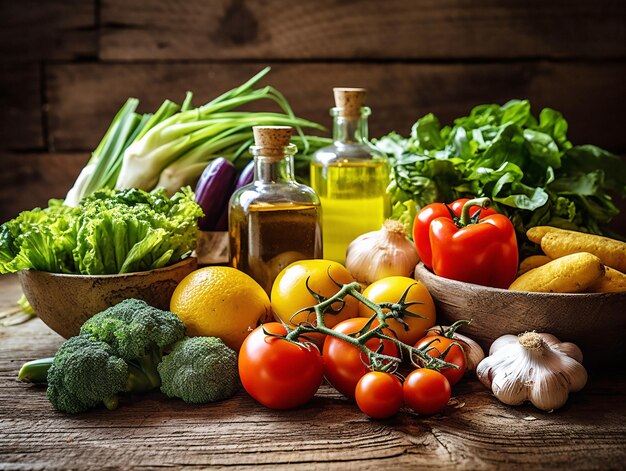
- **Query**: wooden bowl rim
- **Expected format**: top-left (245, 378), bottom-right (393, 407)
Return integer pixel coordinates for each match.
top-left (18, 256), bottom-right (197, 280)
top-left (415, 262), bottom-right (626, 299)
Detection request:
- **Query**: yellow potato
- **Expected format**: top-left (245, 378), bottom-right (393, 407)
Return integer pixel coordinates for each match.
top-left (518, 255), bottom-right (552, 276)
top-left (526, 226), bottom-right (563, 244)
top-left (541, 230), bottom-right (626, 273)
top-left (509, 252), bottom-right (604, 293)
top-left (587, 267), bottom-right (626, 293)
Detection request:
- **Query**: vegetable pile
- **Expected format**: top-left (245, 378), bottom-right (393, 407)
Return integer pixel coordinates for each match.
top-left (0, 187), bottom-right (202, 275)
top-left (237, 259), bottom-right (475, 417)
top-left (377, 100), bottom-right (626, 256)
top-left (18, 299), bottom-right (239, 413)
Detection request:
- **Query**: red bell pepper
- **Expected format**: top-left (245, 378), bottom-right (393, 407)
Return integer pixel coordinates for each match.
top-left (414, 198), bottom-right (518, 289)
top-left (413, 198), bottom-right (497, 269)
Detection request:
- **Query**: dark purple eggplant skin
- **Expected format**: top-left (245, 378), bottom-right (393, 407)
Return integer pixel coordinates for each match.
top-left (235, 160), bottom-right (255, 190)
top-left (214, 205), bottom-right (229, 232)
top-left (195, 157), bottom-right (236, 231)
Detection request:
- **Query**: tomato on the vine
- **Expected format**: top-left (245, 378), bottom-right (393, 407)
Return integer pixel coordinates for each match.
top-left (355, 371), bottom-right (403, 419)
top-left (403, 368), bottom-right (451, 415)
top-left (239, 323), bottom-right (323, 410)
top-left (322, 317), bottom-right (399, 399)
top-left (358, 276), bottom-right (436, 345)
top-left (415, 335), bottom-right (466, 385)
top-left (271, 260), bottom-right (359, 344)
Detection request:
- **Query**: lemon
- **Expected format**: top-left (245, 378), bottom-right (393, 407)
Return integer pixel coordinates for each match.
top-left (170, 266), bottom-right (271, 351)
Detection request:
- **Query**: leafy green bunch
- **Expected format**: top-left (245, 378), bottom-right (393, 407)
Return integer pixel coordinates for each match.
top-left (0, 187), bottom-right (202, 275)
top-left (377, 100), bottom-right (626, 256)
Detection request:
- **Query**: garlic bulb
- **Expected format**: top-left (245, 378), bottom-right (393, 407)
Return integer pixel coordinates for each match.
top-left (345, 220), bottom-right (419, 285)
top-left (477, 332), bottom-right (587, 411)
top-left (425, 326), bottom-right (485, 374)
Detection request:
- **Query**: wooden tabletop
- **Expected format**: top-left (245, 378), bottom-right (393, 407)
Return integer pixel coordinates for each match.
top-left (1, 273), bottom-right (625, 470)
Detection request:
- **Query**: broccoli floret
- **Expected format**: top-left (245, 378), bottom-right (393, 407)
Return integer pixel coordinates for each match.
top-left (80, 299), bottom-right (185, 389)
top-left (44, 336), bottom-right (158, 413)
top-left (158, 337), bottom-right (239, 404)
top-left (19, 336), bottom-right (161, 414)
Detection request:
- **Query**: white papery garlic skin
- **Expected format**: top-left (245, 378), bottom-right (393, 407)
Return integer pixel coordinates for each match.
top-left (425, 327), bottom-right (485, 374)
top-left (476, 332), bottom-right (587, 411)
top-left (345, 219), bottom-right (419, 285)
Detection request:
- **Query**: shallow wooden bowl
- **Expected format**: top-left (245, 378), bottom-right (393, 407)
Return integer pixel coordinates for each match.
top-left (414, 262), bottom-right (626, 367)
top-left (19, 258), bottom-right (198, 339)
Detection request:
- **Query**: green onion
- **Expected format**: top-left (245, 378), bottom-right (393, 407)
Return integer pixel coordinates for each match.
top-left (66, 67), bottom-right (330, 203)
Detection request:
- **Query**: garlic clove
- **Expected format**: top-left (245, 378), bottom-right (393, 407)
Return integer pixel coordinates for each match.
top-left (559, 356), bottom-right (588, 393)
top-left (552, 342), bottom-right (584, 364)
top-left (528, 370), bottom-right (570, 411)
top-left (425, 326), bottom-right (485, 374)
top-left (454, 333), bottom-right (485, 373)
top-left (490, 365), bottom-right (528, 406)
top-left (488, 334), bottom-right (518, 355)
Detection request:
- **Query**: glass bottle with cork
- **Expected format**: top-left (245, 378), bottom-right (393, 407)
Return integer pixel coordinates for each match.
top-left (229, 126), bottom-right (323, 293)
top-left (310, 88), bottom-right (390, 263)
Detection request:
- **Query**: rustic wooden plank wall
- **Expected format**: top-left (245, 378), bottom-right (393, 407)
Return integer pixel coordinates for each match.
top-left (1, 0), bottom-right (625, 223)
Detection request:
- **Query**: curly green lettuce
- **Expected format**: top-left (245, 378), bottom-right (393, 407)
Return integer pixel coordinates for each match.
top-left (0, 187), bottom-right (203, 274)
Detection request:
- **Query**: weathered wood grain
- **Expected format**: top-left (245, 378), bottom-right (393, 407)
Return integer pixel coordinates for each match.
top-left (46, 62), bottom-right (626, 152)
top-left (1, 275), bottom-right (625, 470)
top-left (0, 0), bottom-right (96, 62)
top-left (0, 66), bottom-right (44, 151)
top-left (0, 153), bottom-right (89, 222)
top-left (100, 0), bottom-right (626, 61)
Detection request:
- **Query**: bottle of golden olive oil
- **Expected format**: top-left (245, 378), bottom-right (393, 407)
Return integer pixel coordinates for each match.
top-left (310, 88), bottom-right (389, 264)
top-left (229, 126), bottom-right (322, 293)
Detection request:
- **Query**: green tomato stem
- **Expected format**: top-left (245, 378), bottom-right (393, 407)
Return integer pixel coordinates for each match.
top-left (284, 281), bottom-right (459, 372)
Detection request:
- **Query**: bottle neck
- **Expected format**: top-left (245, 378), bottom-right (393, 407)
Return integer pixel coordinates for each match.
top-left (333, 115), bottom-right (369, 144)
top-left (254, 155), bottom-right (296, 183)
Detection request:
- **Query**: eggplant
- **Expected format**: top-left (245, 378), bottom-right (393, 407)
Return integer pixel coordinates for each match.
top-left (235, 160), bottom-right (255, 190)
top-left (213, 206), bottom-right (229, 232)
top-left (195, 158), bottom-right (236, 231)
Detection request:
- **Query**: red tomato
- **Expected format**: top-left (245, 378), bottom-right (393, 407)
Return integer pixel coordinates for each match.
top-left (403, 369), bottom-right (451, 415)
top-left (322, 318), bottom-right (399, 399)
top-left (415, 335), bottom-right (466, 385)
top-left (239, 323), bottom-right (323, 410)
top-left (355, 372), bottom-right (404, 419)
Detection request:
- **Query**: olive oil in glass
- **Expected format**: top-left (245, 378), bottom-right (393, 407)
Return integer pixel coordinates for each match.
top-left (229, 126), bottom-right (322, 293)
top-left (310, 88), bottom-right (389, 263)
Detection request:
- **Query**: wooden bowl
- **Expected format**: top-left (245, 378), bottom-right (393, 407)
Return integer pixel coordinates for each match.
top-left (19, 258), bottom-right (198, 339)
top-left (414, 262), bottom-right (626, 367)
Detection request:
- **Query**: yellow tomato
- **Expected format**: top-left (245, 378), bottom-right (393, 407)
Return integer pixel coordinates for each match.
top-left (271, 260), bottom-right (359, 332)
top-left (359, 276), bottom-right (436, 345)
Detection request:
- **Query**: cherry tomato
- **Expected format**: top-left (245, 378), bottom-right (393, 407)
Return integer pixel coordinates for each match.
top-left (355, 372), bottom-right (404, 419)
top-left (415, 335), bottom-right (466, 385)
top-left (322, 317), bottom-right (399, 399)
top-left (403, 368), bottom-right (451, 415)
top-left (239, 323), bottom-right (323, 410)
top-left (358, 276), bottom-right (436, 345)
top-left (271, 260), bottom-right (359, 344)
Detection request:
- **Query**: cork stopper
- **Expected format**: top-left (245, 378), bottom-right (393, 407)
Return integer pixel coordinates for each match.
top-left (333, 88), bottom-right (367, 117)
top-left (252, 126), bottom-right (293, 158)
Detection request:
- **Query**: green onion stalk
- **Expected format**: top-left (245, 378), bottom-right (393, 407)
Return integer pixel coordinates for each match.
top-left (65, 67), bottom-right (331, 204)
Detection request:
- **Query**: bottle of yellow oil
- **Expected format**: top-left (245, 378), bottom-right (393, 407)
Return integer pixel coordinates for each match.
top-left (310, 88), bottom-right (389, 263)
